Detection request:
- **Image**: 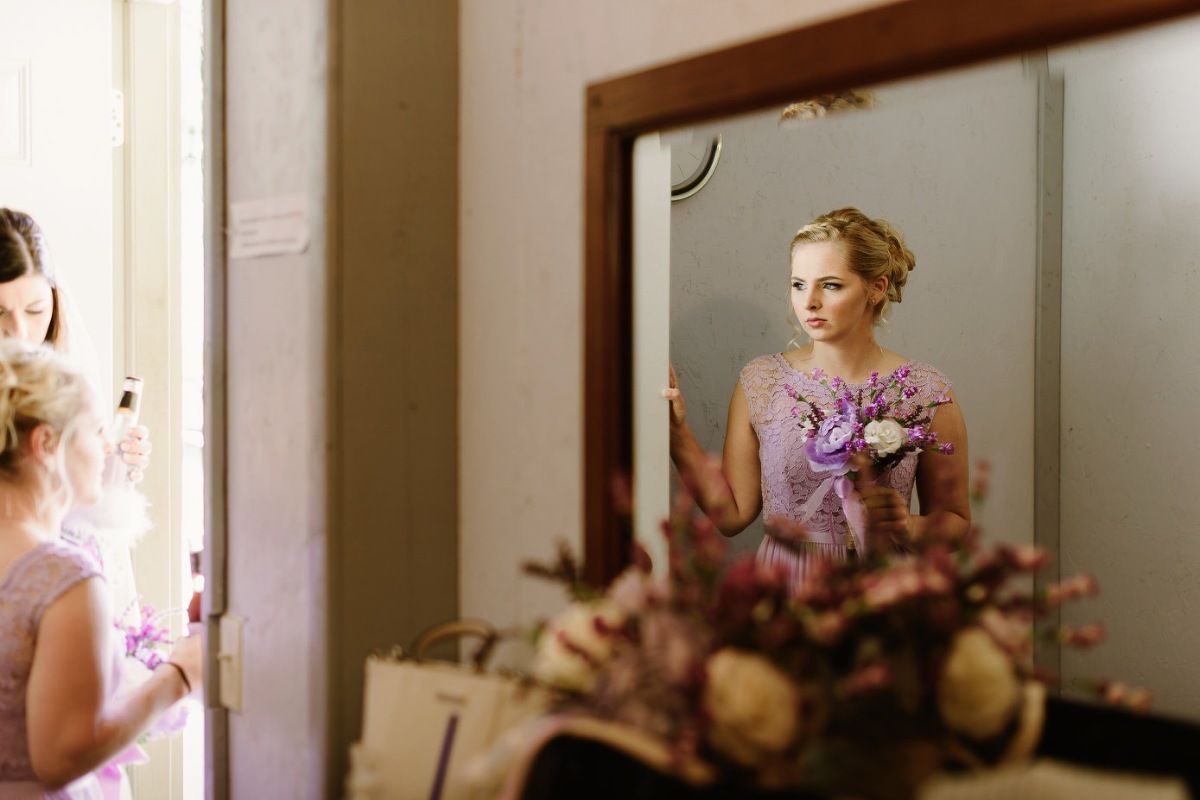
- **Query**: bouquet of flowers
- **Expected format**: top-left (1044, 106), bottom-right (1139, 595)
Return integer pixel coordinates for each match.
top-left (786, 365), bottom-right (956, 554)
top-left (118, 602), bottom-right (175, 670)
top-left (788, 365), bottom-right (954, 477)
top-left (112, 602), bottom-right (194, 744)
top-left (521, 480), bottom-right (1149, 798)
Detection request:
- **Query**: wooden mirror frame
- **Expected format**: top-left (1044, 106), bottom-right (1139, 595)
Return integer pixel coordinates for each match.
top-left (582, 0), bottom-right (1200, 586)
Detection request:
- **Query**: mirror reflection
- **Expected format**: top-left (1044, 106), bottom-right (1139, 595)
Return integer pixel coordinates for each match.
top-left (633, 16), bottom-right (1200, 721)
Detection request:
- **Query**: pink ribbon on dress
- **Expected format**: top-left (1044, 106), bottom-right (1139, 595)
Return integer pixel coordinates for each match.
top-left (836, 477), bottom-right (869, 558)
top-left (96, 744), bottom-right (148, 800)
top-left (794, 473), bottom-right (867, 555)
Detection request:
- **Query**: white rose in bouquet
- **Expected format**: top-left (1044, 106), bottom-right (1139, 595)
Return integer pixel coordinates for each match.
top-left (863, 418), bottom-right (905, 457)
top-left (703, 648), bottom-right (802, 768)
top-left (937, 627), bottom-right (1021, 740)
top-left (531, 600), bottom-right (625, 693)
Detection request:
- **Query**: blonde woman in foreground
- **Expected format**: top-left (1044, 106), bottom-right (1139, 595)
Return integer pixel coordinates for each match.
top-left (0, 340), bottom-right (200, 799)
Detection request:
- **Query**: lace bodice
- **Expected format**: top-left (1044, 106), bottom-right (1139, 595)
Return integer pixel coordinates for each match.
top-left (741, 354), bottom-right (952, 582)
top-left (0, 541), bottom-right (102, 792)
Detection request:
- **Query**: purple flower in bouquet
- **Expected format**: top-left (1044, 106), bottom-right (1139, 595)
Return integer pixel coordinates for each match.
top-left (790, 365), bottom-right (956, 475)
top-left (803, 415), bottom-right (857, 475)
top-left (118, 603), bottom-right (175, 671)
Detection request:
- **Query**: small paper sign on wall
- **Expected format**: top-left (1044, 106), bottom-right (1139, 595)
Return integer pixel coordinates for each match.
top-left (229, 194), bottom-right (310, 259)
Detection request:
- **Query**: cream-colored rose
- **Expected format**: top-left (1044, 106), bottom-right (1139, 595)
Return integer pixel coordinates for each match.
top-left (864, 418), bottom-right (905, 457)
top-left (531, 601), bottom-right (625, 693)
top-left (937, 627), bottom-right (1021, 740)
top-left (703, 648), bottom-right (801, 768)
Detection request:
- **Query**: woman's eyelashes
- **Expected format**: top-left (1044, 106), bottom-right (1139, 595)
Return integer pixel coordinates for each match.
top-left (790, 280), bottom-right (842, 291)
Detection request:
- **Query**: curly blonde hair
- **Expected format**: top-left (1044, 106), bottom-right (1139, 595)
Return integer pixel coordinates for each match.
top-left (0, 339), bottom-right (92, 490)
top-left (786, 207), bottom-right (916, 345)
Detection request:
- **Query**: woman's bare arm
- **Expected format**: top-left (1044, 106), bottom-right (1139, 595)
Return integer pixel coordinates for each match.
top-left (26, 577), bottom-right (197, 789)
top-left (667, 368), bottom-right (763, 535)
top-left (858, 389), bottom-right (971, 547)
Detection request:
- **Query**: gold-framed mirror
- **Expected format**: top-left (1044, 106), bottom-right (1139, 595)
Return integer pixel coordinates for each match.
top-left (583, 0), bottom-right (1200, 719)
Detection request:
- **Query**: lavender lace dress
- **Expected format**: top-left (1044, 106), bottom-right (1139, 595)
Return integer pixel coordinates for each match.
top-left (741, 353), bottom-right (952, 588)
top-left (0, 541), bottom-right (107, 800)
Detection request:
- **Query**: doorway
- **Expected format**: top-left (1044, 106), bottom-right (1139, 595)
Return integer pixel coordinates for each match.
top-left (1, 1), bottom-right (211, 797)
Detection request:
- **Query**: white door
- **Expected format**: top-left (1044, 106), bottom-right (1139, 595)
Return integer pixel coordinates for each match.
top-left (0, 0), bottom-right (114, 401)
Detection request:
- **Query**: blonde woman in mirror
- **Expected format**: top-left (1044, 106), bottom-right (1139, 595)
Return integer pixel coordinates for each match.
top-left (664, 207), bottom-right (970, 588)
top-left (0, 339), bottom-right (201, 799)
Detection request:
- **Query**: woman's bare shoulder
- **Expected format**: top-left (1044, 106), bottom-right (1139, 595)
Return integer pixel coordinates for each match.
top-left (880, 348), bottom-right (912, 373)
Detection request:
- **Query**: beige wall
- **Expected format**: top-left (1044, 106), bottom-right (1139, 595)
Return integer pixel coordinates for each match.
top-left (223, 0), bottom-right (457, 796)
top-left (332, 0), bottom-right (459, 789)
top-left (224, 0), bottom-right (331, 795)
top-left (459, 0), bottom-right (898, 628)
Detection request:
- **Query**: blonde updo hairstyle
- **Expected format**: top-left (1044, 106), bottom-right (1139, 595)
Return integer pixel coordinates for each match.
top-left (0, 339), bottom-right (93, 507)
top-left (787, 207), bottom-right (916, 343)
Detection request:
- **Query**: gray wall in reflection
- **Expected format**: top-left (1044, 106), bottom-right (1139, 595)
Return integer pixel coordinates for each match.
top-left (1054, 18), bottom-right (1200, 719)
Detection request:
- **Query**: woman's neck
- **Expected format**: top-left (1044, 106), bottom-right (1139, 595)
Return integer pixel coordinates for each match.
top-left (0, 483), bottom-right (65, 546)
top-left (797, 336), bottom-right (897, 383)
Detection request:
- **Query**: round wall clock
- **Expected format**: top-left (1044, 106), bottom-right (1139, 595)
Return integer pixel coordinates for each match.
top-left (670, 135), bottom-right (722, 201)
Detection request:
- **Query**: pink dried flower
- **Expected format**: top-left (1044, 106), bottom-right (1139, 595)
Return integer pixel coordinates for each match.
top-left (862, 574), bottom-right (906, 610)
top-left (805, 610), bottom-right (847, 645)
top-left (1009, 545), bottom-right (1050, 572)
top-left (1127, 687), bottom-right (1154, 711)
top-left (977, 607), bottom-right (1032, 658)
top-left (1091, 678), bottom-right (1153, 711)
top-left (1041, 575), bottom-right (1099, 606)
top-left (609, 568), bottom-right (662, 616)
top-left (1059, 622), bottom-right (1106, 648)
top-left (1057, 573), bottom-right (1099, 601)
top-left (970, 461), bottom-right (992, 500)
top-left (837, 663), bottom-right (892, 697)
top-left (118, 603), bottom-right (175, 671)
top-left (641, 609), bottom-right (706, 685)
top-left (1103, 681), bottom-right (1132, 704)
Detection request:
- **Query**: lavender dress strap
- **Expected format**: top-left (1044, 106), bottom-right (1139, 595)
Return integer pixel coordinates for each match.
top-left (0, 541), bottom-right (105, 799)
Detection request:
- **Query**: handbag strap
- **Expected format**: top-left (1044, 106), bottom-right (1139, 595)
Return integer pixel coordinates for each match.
top-left (411, 618), bottom-right (498, 671)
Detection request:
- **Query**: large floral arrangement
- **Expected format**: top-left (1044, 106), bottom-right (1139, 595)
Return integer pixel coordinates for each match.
top-left (523, 479), bottom-right (1148, 797)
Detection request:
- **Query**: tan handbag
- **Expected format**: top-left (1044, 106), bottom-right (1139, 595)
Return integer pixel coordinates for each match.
top-left (346, 619), bottom-right (549, 800)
